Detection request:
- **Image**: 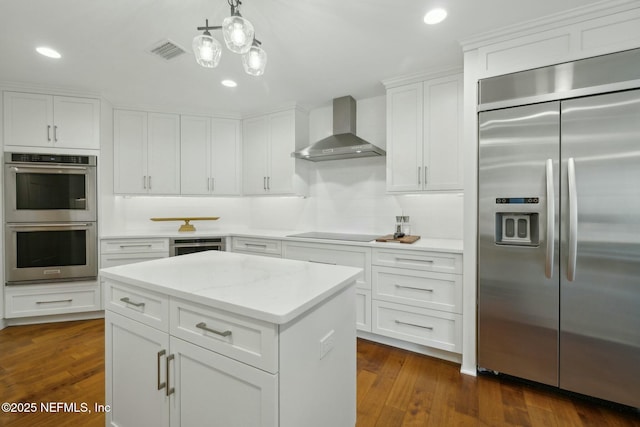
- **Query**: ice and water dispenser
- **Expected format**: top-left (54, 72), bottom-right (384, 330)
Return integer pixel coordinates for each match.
top-left (494, 197), bottom-right (540, 246)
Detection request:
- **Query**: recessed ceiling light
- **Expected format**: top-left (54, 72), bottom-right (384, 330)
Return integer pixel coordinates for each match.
top-left (36, 46), bottom-right (62, 59)
top-left (221, 79), bottom-right (237, 88)
top-left (423, 8), bottom-right (447, 25)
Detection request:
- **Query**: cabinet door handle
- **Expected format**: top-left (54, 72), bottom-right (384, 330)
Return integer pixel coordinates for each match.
top-left (424, 166), bottom-right (428, 185)
top-left (211, 177), bottom-right (215, 192)
top-left (120, 297), bottom-right (145, 308)
top-left (148, 176), bottom-right (152, 190)
top-left (47, 125), bottom-right (52, 142)
top-left (53, 125), bottom-right (58, 142)
top-left (143, 176), bottom-right (147, 189)
top-left (395, 320), bottom-right (434, 330)
top-left (36, 299), bottom-right (72, 304)
top-left (395, 284), bottom-right (433, 292)
top-left (267, 176), bottom-right (270, 190)
top-left (418, 166), bottom-right (421, 185)
top-left (196, 322), bottom-right (232, 337)
top-left (309, 260), bottom-right (337, 265)
top-left (157, 350), bottom-right (166, 390)
top-left (166, 354), bottom-right (175, 396)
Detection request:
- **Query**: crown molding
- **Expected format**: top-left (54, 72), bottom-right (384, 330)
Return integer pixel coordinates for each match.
top-left (382, 65), bottom-right (463, 89)
top-left (460, 0), bottom-right (640, 51)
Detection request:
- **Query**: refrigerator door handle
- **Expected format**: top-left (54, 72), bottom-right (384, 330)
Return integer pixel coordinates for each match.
top-left (567, 158), bottom-right (578, 281)
top-left (545, 159), bottom-right (555, 279)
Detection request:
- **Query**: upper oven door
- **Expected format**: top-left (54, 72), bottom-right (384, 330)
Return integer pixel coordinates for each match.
top-left (4, 163), bottom-right (97, 222)
top-left (5, 222), bottom-right (98, 284)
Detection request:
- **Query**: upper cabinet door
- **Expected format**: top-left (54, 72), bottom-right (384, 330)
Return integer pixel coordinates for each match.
top-left (181, 115), bottom-right (212, 195)
top-left (147, 113), bottom-right (180, 195)
top-left (423, 74), bottom-right (463, 191)
top-left (266, 110), bottom-right (296, 195)
top-left (3, 92), bottom-right (54, 148)
top-left (52, 96), bottom-right (100, 149)
top-left (3, 92), bottom-right (99, 150)
top-left (211, 118), bottom-right (241, 196)
top-left (385, 73), bottom-right (463, 193)
top-left (242, 116), bottom-right (269, 195)
top-left (386, 83), bottom-right (424, 192)
top-left (114, 110), bottom-right (148, 194)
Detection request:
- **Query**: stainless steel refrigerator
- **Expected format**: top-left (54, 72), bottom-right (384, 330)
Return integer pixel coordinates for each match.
top-left (478, 49), bottom-right (640, 408)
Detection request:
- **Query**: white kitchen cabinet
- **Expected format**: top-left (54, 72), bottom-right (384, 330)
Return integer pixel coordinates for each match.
top-left (4, 280), bottom-right (101, 318)
top-left (231, 237), bottom-right (282, 257)
top-left (3, 91), bottom-right (100, 150)
top-left (104, 268), bottom-right (356, 427)
top-left (100, 238), bottom-right (170, 268)
top-left (106, 310), bottom-right (170, 427)
top-left (385, 73), bottom-right (463, 192)
top-left (371, 247), bottom-right (463, 353)
top-left (284, 241), bottom-right (372, 332)
top-left (114, 110), bottom-right (180, 195)
top-left (242, 109), bottom-right (308, 196)
top-left (180, 115), bottom-right (241, 196)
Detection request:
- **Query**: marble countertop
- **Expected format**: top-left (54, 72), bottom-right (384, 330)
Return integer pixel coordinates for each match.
top-left (101, 227), bottom-right (463, 254)
top-left (100, 250), bottom-right (361, 324)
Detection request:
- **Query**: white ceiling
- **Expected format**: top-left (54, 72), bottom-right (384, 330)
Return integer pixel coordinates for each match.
top-left (0, 0), bottom-right (603, 116)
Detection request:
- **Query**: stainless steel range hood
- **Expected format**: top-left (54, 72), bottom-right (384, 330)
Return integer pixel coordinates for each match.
top-left (292, 96), bottom-right (386, 161)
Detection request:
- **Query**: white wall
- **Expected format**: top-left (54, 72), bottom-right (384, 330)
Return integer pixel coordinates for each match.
top-left (100, 95), bottom-right (464, 239)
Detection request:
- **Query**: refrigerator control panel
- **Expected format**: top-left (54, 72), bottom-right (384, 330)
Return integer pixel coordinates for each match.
top-left (496, 197), bottom-right (539, 204)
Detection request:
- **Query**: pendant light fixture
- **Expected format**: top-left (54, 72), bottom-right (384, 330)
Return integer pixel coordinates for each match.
top-left (193, 0), bottom-right (267, 75)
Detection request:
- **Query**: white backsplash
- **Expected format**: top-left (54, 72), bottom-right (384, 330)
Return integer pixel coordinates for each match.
top-left (101, 94), bottom-right (463, 239)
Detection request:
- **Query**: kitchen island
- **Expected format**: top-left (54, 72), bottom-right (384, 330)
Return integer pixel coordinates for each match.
top-left (101, 250), bottom-right (361, 427)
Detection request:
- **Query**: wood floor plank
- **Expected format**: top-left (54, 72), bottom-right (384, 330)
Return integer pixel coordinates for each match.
top-left (1, 321), bottom-right (639, 427)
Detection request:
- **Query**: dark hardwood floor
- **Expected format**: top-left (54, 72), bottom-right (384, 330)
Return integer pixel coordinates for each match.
top-left (0, 319), bottom-right (638, 426)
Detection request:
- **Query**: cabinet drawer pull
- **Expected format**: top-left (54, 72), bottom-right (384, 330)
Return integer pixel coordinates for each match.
top-left (245, 243), bottom-right (268, 248)
top-left (166, 354), bottom-right (175, 396)
top-left (309, 260), bottom-right (337, 265)
top-left (196, 322), bottom-right (232, 337)
top-left (120, 297), bottom-right (145, 308)
top-left (36, 299), bottom-right (72, 304)
top-left (395, 284), bottom-right (433, 292)
top-left (118, 244), bottom-right (153, 249)
top-left (395, 257), bottom-right (434, 264)
top-left (395, 320), bottom-right (434, 330)
top-left (157, 350), bottom-right (166, 390)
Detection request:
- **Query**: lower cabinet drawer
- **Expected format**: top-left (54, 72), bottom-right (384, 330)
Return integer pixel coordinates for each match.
top-left (232, 237), bottom-right (282, 257)
top-left (372, 300), bottom-right (461, 353)
top-left (103, 280), bottom-right (169, 330)
top-left (170, 299), bottom-right (278, 373)
top-left (372, 266), bottom-right (462, 313)
top-left (4, 281), bottom-right (101, 318)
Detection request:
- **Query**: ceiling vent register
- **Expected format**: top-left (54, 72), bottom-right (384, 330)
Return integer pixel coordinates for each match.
top-left (148, 39), bottom-right (187, 61)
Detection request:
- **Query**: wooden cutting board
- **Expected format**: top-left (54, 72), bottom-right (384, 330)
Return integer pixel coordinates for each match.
top-left (375, 235), bottom-right (421, 244)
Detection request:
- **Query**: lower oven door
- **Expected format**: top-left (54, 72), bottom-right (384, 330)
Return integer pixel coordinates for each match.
top-left (5, 222), bottom-right (97, 284)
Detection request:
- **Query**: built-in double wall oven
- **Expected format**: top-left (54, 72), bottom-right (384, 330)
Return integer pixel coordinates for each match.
top-left (4, 152), bottom-right (98, 284)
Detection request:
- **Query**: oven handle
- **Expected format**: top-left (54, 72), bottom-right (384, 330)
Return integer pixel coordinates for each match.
top-left (9, 165), bottom-right (90, 172)
top-left (7, 223), bottom-right (94, 228)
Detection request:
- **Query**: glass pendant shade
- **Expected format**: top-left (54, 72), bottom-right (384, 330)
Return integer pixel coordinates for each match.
top-left (242, 45), bottom-right (267, 76)
top-left (222, 15), bottom-right (254, 54)
top-left (192, 33), bottom-right (222, 68)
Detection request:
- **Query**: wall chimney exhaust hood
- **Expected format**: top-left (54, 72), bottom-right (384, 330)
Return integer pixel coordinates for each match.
top-left (292, 96), bottom-right (386, 161)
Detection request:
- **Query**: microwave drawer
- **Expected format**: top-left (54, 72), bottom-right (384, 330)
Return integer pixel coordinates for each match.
top-left (170, 299), bottom-right (278, 373)
top-left (103, 280), bottom-right (169, 330)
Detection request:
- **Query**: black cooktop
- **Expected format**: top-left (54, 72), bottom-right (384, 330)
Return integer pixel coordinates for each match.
top-left (286, 232), bottom-right (381, 242)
